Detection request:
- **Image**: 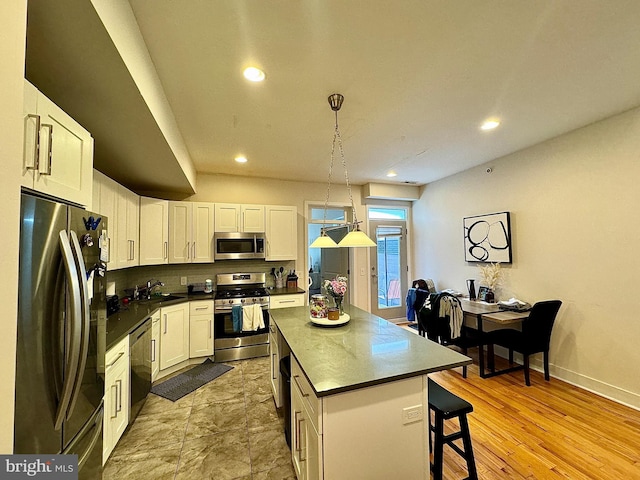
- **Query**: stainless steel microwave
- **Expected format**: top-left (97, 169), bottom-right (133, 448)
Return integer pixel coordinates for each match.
top-left (214, 232), bottom-right (266, 260)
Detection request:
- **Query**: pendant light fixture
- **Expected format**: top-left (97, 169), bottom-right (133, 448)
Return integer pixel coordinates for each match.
top-left (309, 94), bottom-right (376, 249)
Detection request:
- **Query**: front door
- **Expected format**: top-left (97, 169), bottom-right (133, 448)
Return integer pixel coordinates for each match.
top-left (369, 220), bottom-right (407, 320)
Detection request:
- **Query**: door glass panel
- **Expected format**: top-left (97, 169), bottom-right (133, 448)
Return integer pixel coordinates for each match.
top-left (376, 226), bottom-right (403, 308)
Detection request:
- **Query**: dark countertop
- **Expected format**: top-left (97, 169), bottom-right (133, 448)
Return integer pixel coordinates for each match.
top-left (106, 288), bottom-right (305, 351)
top-left (270, 305), bottom-right (471, 398)
top-left (106, 293), bottom-right (213, 350)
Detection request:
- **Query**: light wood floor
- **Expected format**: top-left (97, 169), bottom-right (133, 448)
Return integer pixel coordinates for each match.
top-left (428, 350), bottom-right (640, 479)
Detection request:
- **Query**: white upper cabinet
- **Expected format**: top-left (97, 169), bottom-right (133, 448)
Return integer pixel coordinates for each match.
top-left (168, 202), bottom-right (215, 263)
top-left (92, 171), bottom-right (117, 269)
top-left (23, 80), bottom-right (93, 207)
top-left (139, 197), bottom-right (169, 266)
top-left (214, 203), bottom-right (265, 233)
top-left (214, 203), bottom-right (240, 232)
top-left (265, 205), bottom-right (297, 261)
top-left (242, 204), bottom-right (265, 232)
top-left (115, 184), bottom-right (139, 269)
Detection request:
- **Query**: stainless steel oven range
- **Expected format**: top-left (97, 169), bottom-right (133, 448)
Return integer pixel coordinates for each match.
top-left (214, 273), bottom-right (270, 362)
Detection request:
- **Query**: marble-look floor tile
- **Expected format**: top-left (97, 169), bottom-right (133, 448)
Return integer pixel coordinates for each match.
top-left (251, 462), bottom-right (297, 480)
top-left (140, 389), bottom-right (194, 417)
top-left (245, 390), bottom-right (281, 430)
top-left (103, 443), bottom-right (181, 480)
top-left (176, 431), bottom-right (252, 480)
top-left (185, 399), bottom-right (247, 439)
top-left (110, 407), bottom-right (190, 457)
top-left (248, 424), bottom-right (293, 473)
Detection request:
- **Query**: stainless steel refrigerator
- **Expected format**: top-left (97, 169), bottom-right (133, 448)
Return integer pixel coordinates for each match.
top-left (15, 191), bottom-right (108, 478)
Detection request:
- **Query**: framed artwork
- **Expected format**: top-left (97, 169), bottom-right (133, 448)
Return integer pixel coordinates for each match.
top-left (463, 211), bottom-right (512, 263)
top-left (477, 286), bottom-right (490, 301)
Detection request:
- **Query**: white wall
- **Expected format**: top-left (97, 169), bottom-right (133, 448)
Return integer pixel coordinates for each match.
top-left (191, 173), bottom-right (372, 310)
top-left (0, 0), bottom-right (27, 453)
top-left (413, 106), bottom-right (640, 409)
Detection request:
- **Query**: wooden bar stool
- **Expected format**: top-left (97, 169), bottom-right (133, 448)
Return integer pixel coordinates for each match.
top-left (428, 378), bottom-right (478, 480)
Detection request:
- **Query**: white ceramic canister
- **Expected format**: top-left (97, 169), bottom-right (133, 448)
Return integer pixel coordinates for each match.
top-left (204, 279), bottom-right (213, 293)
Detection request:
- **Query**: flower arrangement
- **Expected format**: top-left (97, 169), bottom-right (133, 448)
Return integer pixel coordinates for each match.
top-left (478, 262), bottom-right (503, 291)
top-left (324, 275), bottom-right (347, 298)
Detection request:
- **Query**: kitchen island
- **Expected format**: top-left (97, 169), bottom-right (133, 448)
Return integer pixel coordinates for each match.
top-left (270, 305), bottom-right (471, 480)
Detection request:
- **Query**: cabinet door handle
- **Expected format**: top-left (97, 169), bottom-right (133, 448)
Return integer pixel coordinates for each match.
top-left (151, 339), bottom-right (156, 362)
top-left (106, 351), bottom-right (125, 368)
top-left (294, 410), bottom-right (302, 452)
top-left (38, 123), bottom-right (53, 176)
top-left (132, 240), bottom-right (135, 260)
top-left (164, 241), bottom-right (168, 260)
top-left (299, 417), bottom-right (307, 462)
top-left (186, 242), bottom-right (190, 259)
top-left (195, 306), bottom-right (208, 311)
top-left (271, 353), bottom-right (277, 380)
top-left (280, 300), bottom-right (296, 304)
top-left (293, 375), bottom-right (309, 397)
top-left (192, 242), bottom-right (196, 260)
top-left (110, 384), bottom-right (118, 419)
top-left (116, 379), bottom-right (122, 413)
top-left (25, 114), bottom-right (41, 170)
top-left (209, 319), bottom-right (212, 339)
top-left (164, 314), bottom-right (168, 334)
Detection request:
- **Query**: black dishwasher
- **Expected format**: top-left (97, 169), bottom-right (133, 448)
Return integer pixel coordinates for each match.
top-left (129, 318), bottom-right (152, 424)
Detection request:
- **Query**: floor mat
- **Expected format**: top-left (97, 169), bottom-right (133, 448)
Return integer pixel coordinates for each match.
top-left (150, 359), bottom-right (233, 402)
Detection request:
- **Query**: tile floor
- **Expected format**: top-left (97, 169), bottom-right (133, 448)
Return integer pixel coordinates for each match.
top-left (104, 356), bottom-right (296, 480)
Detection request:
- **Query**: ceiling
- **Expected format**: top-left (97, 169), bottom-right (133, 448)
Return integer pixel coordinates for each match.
top-left (26, 1), bottom-right (640, 195)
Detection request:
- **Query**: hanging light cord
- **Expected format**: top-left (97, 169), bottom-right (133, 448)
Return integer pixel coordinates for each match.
top-left (320, 94), bottom-right (360, 234)
top-left (333, 109), bottom-right (359, 229)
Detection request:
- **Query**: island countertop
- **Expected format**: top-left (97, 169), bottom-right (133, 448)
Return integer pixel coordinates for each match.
top-left (270, 305), bottom-right (471, 397)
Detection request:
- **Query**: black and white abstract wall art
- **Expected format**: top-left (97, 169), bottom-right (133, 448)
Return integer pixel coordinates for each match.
top-left (463, 211), bottom-right (512, 263)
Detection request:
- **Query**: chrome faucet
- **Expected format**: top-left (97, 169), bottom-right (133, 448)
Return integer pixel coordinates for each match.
top-left (145, 280), bottom-right (165, 300)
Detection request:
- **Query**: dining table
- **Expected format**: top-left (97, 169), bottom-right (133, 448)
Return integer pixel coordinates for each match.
top-left (459, 298), bottom-right (530, 377)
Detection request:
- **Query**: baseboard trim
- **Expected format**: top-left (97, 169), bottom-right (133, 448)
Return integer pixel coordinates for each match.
top-left (493, 348), bottom-right (640, 411)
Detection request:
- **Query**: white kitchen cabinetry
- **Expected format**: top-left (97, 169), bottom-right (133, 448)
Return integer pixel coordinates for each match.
top-left (115, 185), bottom-right (139, 269)
top-left (139, 197), bottom-right (169, 265)
top-left (291, 356), bottom-right (323, 480)
top-left (265, 205), bottom-right (297, 261)
top-left (270, 294), bottom-right (305, 309)
top-left (269, 322), bottom-right (290, 409)
top-left (92, 171), bottom-right (117, 269)
top-left (22, 80), bottom-right (93, 207)
top-left (168, 202), bottom-right (215, 263)
top-left (151, 310), bottom-right (161, 382)
top-left (103, 336), bottom-right (130, 463)
top-left (214, 203), bottom-right (265, 233)
top-left (189, 300), bottom-right (214, 358)
top-left (159, 303), bottom-right (190, 370)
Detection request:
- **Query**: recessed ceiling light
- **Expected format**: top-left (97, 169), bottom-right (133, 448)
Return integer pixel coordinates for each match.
top-left (386, 171), bottom-right (397, 177)
top-left (481, 119), bottom-right (500, 131)
top-left (243, 67), bottom-right (265, 82)
top-left (235, 156), bottom-right (248, 163)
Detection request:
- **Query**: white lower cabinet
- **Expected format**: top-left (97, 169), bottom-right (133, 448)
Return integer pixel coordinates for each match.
top-left (270, 293), bottom-right (305, 309)
top-left (269, 325), bottom-right (281, 407)
top-left (103, 336), bottom-right (130, 463)
top-left (159, 303), bottom-right (189, 370)
top-left (189, 300), bottom-right (214, 358)
top-left (151, 310), bottom-right (161, 382)
top-left (291, 356), bottom-right (323, 480)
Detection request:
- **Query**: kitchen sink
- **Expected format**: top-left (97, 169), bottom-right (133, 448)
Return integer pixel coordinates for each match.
top-left (156, 294), bottom-right (185, 302)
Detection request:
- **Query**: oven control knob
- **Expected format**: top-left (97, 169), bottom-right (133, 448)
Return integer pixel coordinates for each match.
top-left (228, 300), bottom-right (233, 304)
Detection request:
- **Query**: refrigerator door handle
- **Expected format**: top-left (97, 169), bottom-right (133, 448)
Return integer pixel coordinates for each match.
top-left (65, 230), bottom-right (91, 420)
top-left (54, 231), bottom-right (83, 431)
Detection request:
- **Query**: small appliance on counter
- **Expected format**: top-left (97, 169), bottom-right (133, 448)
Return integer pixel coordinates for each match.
top-left (106, 295), bottom-right (120, 317)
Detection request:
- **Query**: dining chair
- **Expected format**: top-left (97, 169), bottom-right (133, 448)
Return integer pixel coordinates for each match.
top-left (486, 300), bottom-right (562, 386)
top-left (418, 292), bottom-right (483, 378)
